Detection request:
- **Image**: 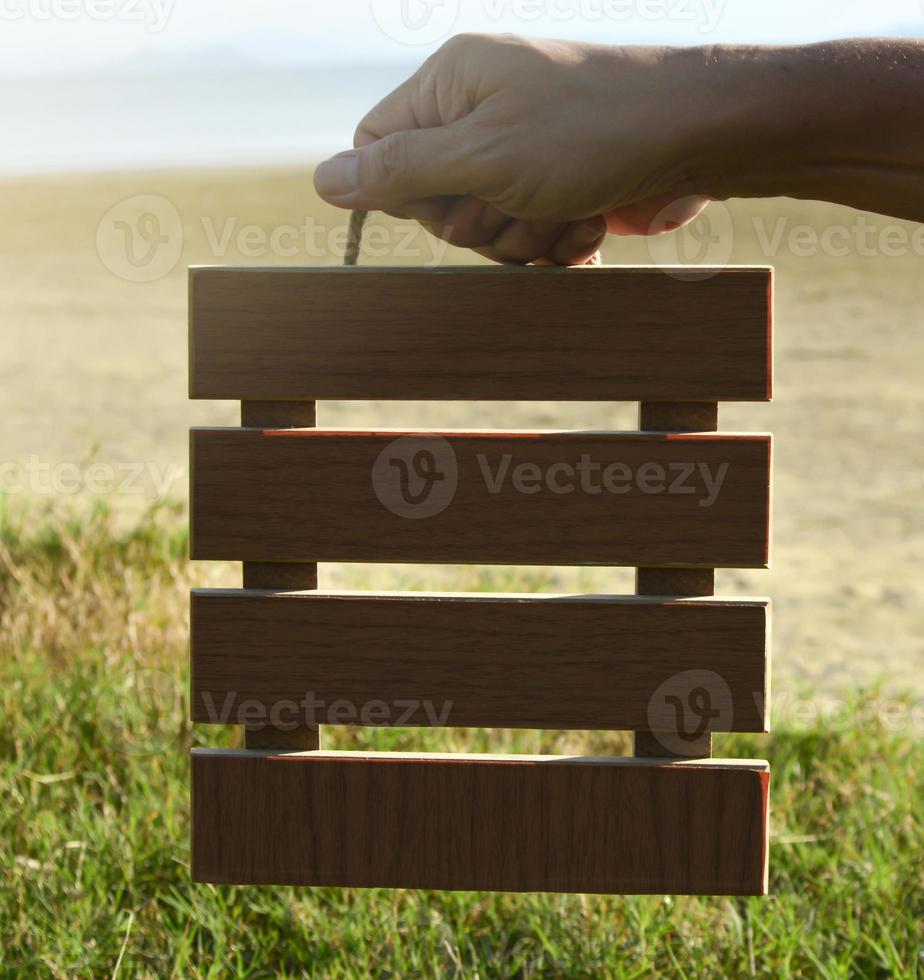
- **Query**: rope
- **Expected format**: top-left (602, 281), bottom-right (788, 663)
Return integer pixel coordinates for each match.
top-left (344, 209), bottom-right (368, 266)
top-left (343, 209), bottom-right (601, 265)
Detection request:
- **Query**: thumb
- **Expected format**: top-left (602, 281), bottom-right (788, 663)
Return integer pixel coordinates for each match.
top-left (314, 125), bottom-right (482, 210)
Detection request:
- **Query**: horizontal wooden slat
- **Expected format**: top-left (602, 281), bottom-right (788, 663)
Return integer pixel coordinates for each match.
top-left (190, 428), bottom-right (771, 567)
top-left (191, 590), bottom-right (769, 732)
top-left (189, 266), bottom-right (772, 402)
top-left (191, 749), bottom-right (770, 894)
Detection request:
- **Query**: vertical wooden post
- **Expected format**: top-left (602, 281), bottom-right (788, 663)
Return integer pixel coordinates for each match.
top-left (634, 401), bottom-right (718, 759)
top-left (241, 400), bottom-right (320, 751)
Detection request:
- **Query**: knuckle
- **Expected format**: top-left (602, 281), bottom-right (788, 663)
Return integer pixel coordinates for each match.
top-left (440, 31), bottom-right (526, 57)
top-left (439, 32), bottom-right (485, 55)
top-left (375, 132), bottom-right (410, 187)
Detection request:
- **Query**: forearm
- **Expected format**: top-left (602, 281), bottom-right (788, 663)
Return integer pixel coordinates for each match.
top-left (314, 33), bottom-right (922, 266)
top-left (690, 39), bottom-right (924, 221)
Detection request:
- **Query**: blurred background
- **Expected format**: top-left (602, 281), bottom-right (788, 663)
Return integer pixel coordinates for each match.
top-left (2, 3), bottom-right (923, 973)
top-left (2, 0), bottom-right (923, 694)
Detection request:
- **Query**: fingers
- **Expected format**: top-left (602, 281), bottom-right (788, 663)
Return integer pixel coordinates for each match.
top-left (542, 217), bottom-right (608, 265)
top-left (469, 219), bottom-right (566, 265)
top-left (470, 219), bottom-right (605, 266)
top-left (314, 123), bottom-right (488, 212)
top-left (421, 196), bottom-right (512, 247)
top-left (418, 197), bottom-right (606, 265)
top-left (353, 68), bottom-right (440, 148)
top-left (353, 39), bottom-right (476, 147)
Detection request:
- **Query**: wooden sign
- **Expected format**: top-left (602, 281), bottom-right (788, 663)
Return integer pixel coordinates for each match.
top-left (189, 266), bottom-right (772, 402)
top-left (190, 429), bottom-right (771, 567)
top-left (191, 590), bottom-right (769, 732)
top-left (187, 265), bottom-right (774, 896)
top-left (192, 750), bottom-right (770, 895)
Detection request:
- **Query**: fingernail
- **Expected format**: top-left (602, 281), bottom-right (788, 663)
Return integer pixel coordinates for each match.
top-left (314, 151), bottom-right (359, 199)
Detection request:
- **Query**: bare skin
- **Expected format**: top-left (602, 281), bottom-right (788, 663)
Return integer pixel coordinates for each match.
top-left (314, 34), bottom-right (924, 266)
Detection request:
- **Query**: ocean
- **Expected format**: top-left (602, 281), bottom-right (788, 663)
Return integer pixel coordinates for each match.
top-left (2, 62), bottom-right (417, 174)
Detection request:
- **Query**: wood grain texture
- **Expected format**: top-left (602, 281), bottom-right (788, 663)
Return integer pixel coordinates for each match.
top-left (239, 399), bottom-right (320, 750)
top-left (241, 400), bottom-right (316, 428)
top-left (635, 568), bottom-right (715, 596)
top-left (635, 400), bottom-right (721, 758)
top-left (190, 429), bottom-right (771, 567)
top-left (189, 267), bottom-right (772, 402)
top-left (241, 562), bottom-right (318, 590)
top-left (639, 401), bottom-right (719, 432)
top-left (191, 749), bottom-right (770, 894)
top-left (634, 559), bottom-right (718, 758)
top-left (190, 590), bottom-right (770, 732)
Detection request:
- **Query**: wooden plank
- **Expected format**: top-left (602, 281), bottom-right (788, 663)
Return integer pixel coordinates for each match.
top-left (635, 568), bottom-right (717, 758)
top-left (190, 590), bottom-right (770, 732)
top-left (190, 428), bottom-right (771, 567)
top-left (190, 749), bottom-right (770, 894)
top-left (639, 401), bottom-right (719, 432)
top-left (239, 399), bottom-right (319, 751)
top-left (241, 400), bottom-right (316, 428)
top-left (635, 399), bottom-right (719, 758)
top-left (189, 266), bottom-right (772, 402)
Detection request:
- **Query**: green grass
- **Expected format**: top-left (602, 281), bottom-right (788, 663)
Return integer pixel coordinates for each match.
top-left (0, 500), bottom-right (921, 978)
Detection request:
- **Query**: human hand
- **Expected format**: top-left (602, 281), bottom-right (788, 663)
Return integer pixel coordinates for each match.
top-left (314, 34), bottom-right (711, 265)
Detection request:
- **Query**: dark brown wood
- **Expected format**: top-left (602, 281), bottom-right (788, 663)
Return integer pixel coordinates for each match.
top-left (238, 399), bottom-right (319, 751)
top-left (190, 429), bottom-right (771, 567)
top-left (190, 590), bottom-right (770, 732)
top-left (242, 726), bottom-right (319, 750)
top-left (634, 568), bottom-right (717, 756)
top-left (242, 401), bottom-right (316, 428)
top-left (241, 562), bottom-right (318, 590)
top-left (634, 730), bottom-right (712, 759)
top-left (639, 402), bottom-right (719, 432)
top-left (191, 749), bottom-right (770, 894)
top-left (636, 568), bottom-right (715, 596)
top-left (189, 267), bottom-right (772, 402)
top-left (636, 400), bottom-right (722, 758)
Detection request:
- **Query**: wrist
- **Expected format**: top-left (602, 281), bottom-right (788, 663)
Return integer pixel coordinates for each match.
top-left (682, 40), bottom-right (919, 204)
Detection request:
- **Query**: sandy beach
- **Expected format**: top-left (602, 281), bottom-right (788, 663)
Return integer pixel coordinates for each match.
top-left (2, 166), bottom-right (923, 696)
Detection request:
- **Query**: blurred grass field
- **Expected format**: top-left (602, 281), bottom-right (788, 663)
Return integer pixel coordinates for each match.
top-left (0, 500), bottom-right (922, 977)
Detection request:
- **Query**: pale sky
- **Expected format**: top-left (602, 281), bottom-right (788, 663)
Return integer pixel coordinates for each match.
top-left (0, 0), bottom-right (921, 76)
